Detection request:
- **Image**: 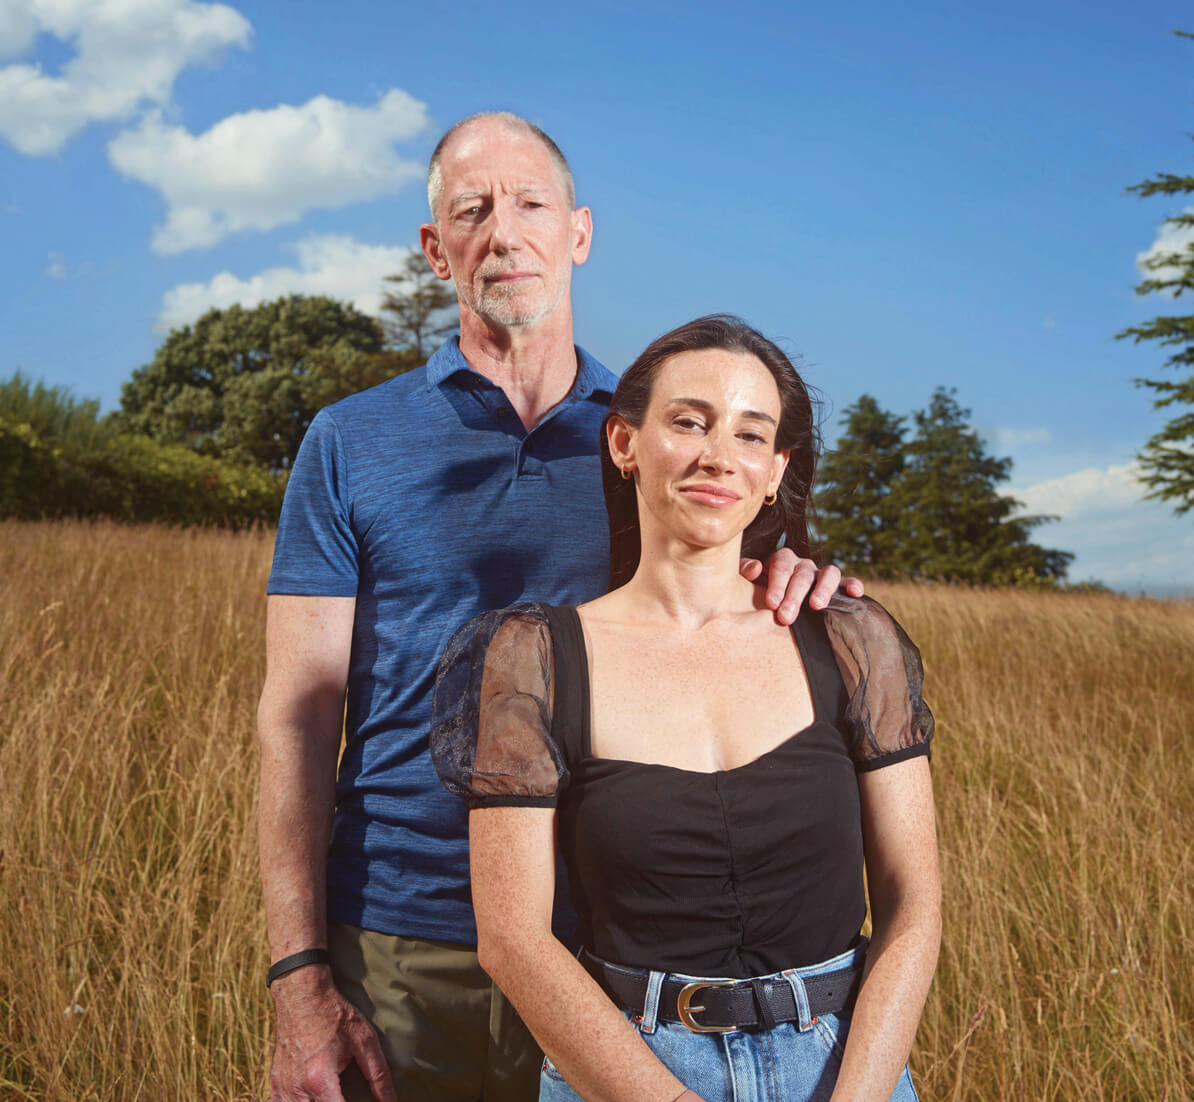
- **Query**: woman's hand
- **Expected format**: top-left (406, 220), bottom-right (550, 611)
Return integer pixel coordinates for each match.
top-left (739, 548), bottom-right (864, 624)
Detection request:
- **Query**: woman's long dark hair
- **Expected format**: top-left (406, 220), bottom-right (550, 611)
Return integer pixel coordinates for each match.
top-left (601, 315), bottom-right (821, 590)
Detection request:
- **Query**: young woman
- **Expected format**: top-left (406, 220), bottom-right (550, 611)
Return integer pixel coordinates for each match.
top-left (432, 316), bottom-right (940, 1102)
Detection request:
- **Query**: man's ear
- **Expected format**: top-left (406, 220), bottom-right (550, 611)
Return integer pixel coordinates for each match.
top-left (606, 415), bottom-right (636, 473)
top-left (420, 223), bottom-right (453, 280)
top-left (571, 206), bottom-right (593, 266)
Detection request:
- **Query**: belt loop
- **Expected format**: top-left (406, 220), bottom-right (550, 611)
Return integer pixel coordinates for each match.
top-left (780, 968), bottom-right (814, 1031)
top-left (638, 969), bottom-right (665, 1034)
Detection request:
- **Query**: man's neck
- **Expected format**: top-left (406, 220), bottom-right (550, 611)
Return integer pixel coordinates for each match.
top-left (458, 308), bottom-right (579, 431)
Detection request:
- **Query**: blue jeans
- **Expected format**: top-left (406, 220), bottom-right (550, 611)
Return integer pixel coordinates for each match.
top-left (540, 943), bottom-right (918, 1102)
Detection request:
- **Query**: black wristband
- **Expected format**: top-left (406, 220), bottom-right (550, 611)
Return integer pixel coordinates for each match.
top-left (266, 948), bottom-right (330, 988)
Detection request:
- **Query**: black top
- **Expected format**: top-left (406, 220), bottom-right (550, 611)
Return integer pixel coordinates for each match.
top-left (431, 594), bottom-right (933, 978)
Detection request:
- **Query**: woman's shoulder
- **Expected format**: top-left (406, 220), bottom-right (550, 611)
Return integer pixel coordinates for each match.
top-left (432, 602), bottom-right (570, 809)
top-left (814, 591), bottom-right (935, 771)
top-left (442, 601), bottom-right (558, 656)
top-left (434, 603), bottom-right (558, 711)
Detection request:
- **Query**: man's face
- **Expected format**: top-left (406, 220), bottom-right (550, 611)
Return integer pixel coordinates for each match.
top-left (421, 120), bottom-right (591, 330)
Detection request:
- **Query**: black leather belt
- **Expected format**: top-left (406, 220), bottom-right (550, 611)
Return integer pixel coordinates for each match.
top-left (582, 952), bottom-right (863, 1033)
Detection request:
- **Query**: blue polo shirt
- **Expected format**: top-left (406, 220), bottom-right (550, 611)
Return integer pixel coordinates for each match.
top-left (268, 338), bottom-right (617, 943)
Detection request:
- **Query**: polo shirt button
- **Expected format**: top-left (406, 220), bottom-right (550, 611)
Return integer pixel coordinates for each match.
top-left (496, 407), bottom-right (512, 420)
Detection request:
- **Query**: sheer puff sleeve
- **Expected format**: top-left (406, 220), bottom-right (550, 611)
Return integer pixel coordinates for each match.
top-left (432, 603), bottom-right (568, 809)
top-left (822, 594), bottom-right (935, 772)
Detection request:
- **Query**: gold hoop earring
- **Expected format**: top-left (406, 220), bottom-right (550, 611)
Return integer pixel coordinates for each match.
top-left (621, 467), bottom-right (632, 481)
top-left (763, 490), bottom-right (777, 506)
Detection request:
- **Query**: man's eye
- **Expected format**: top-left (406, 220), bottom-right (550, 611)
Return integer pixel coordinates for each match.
top-left (739, 432), bottom-right (766, 445)
top-left (674, 417), bottom-right (704, 431)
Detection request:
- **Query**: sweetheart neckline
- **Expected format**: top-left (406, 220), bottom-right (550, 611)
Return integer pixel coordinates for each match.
top-left (582, 719), bottom-right (838, 778)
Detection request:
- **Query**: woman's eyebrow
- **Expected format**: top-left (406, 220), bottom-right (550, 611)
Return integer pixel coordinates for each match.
top-left (740, 409), bottom-right (778, 426)
top-left (665, 397), bottom-right (776, 425)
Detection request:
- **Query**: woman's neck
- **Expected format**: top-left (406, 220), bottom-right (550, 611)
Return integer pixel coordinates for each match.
top-left (616, 537), bottom-right (760, 631)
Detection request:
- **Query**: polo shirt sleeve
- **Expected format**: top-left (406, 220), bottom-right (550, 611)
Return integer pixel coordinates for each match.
top-left (267, 408), bottom-right (359, 597)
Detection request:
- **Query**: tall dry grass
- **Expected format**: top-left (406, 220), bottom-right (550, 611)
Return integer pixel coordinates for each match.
top-left (0, 520), bottom-right (272, 1100)
top-left (0, 519), bottom-right (1191, 1099)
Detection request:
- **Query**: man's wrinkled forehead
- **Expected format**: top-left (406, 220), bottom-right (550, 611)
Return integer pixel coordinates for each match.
top-left (429, 115), bottom-right (576, 218)
top-left (441, 122), bottom-right (568, 198)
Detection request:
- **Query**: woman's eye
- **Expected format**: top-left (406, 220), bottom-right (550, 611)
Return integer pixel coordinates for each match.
top-left (738, 432), bottom-right (766, 445)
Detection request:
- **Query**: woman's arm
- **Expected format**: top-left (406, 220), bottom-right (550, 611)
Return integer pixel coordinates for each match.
top-left (830, 756), bottom-right (941, 1102)
top-left (470, 805), bottom-right (698, 1102)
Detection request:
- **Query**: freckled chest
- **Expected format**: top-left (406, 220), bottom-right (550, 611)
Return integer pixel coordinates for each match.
top-left (582, 618), bottom-right (815, 771)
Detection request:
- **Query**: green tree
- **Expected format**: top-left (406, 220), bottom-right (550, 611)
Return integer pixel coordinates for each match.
top-left (113, 296), bottom-right (416, 470)
top-left (815, 395), bottom-right (907, 574)
top-left (379, 252), bottom-right (458, 360)
top-left (889, 388), bottom-right (1072, 585)
top-left (1116, 35), bottom-right (1194, 515)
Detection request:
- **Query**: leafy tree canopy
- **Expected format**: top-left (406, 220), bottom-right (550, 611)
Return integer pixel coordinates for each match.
top-left (816, 388), bottom-right (1073, 586)
top-left (1115, 29), bottom-right (1194, 515)
top-left (113, 295), bottom-right (416, 470)
top-left (0, 371), bottom-right (113, 451)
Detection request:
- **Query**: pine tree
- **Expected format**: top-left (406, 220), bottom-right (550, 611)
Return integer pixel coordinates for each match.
top-left (815, 395), bottom-right (907, 575)
top-left (889, 388), bottom-right (1072, 585)
top-left (1116, 36), bottom-right (1194, 515)
top-left (379, 253), bottom-right (459, 360)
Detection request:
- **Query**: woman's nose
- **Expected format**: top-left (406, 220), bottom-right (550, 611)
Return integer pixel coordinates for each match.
top-left (700, 442), bottom-right (733, 472)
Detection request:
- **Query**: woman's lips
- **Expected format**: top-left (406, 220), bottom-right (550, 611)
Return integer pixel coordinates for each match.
top-left (679, 483), bottom-right (742, 506)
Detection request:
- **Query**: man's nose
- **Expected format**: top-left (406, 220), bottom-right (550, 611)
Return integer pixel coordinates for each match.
top-left (488, 200), bottom-right (524, 253)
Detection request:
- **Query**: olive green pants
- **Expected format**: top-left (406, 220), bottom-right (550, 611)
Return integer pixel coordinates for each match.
top-left (329, 922), bottom-right (541, 1102)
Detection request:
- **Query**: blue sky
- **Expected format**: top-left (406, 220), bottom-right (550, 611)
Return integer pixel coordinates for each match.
top-left (2, 0), bottom-right (1192, 593)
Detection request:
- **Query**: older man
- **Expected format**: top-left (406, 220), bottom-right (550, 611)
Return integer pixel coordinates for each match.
top-left (258, 112), bottom-right (851, 1102)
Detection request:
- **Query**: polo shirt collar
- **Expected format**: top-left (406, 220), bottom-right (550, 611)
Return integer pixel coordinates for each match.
top-left (426, 338), bottom-right (617, 400)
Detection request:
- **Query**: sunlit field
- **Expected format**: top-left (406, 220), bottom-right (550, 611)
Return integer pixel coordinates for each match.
top-left (1, 519), bottom-right (1191, 1100)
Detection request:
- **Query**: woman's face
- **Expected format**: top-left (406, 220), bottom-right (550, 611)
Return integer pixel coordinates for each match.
top-left (613, 348), bottom-right (789, 552)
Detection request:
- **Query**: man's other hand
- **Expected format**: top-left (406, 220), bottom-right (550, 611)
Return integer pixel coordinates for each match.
top-left (270, 967), bottom-right (395, 1102)
top-left (739, 548), bottom-right (865, 625)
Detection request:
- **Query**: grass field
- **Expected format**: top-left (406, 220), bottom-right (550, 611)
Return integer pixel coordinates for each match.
top-left (1, 519), bottom-right (1191, 1100)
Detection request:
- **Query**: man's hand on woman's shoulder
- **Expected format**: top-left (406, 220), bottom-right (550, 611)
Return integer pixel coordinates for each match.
top-left (739, 547), bottom-right (864, 624)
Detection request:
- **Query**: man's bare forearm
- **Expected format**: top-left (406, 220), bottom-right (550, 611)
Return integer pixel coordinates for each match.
top-left (258, 697), bottom-right (342, 960)
top-left (257, 594), bottom-right (356, 962)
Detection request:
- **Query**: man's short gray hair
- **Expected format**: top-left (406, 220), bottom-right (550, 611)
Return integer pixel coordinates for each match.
top-left (426, 111), bottom-right (576, 220)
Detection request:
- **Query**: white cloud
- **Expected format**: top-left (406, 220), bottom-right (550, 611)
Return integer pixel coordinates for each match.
top-left (0, 1), bottom-right (38, 61)
top-left (1012, 463), bottom-right (1143, 519)
top-left (45, 251), bottom-right (66, 279)
top-left (1135, 207), bottom-right (1194, 294)
top-left (108, 89), bottom-right (429, 253)
top-left (1010, 463), bottom-right (1194, 593)
top-left (985, 426), bottom-right (1053, 449)
top-left (0, 0), bottom-right (251, 155)
top-left (156, 233), bottom-right (419, 333)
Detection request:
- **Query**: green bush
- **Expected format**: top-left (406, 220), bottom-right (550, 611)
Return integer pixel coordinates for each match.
top-left (0, 414), bottom-right (286, 527)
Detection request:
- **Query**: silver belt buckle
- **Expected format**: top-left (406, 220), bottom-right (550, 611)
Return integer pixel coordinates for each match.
top-left (675, 979), bottom-right (737, 1032)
